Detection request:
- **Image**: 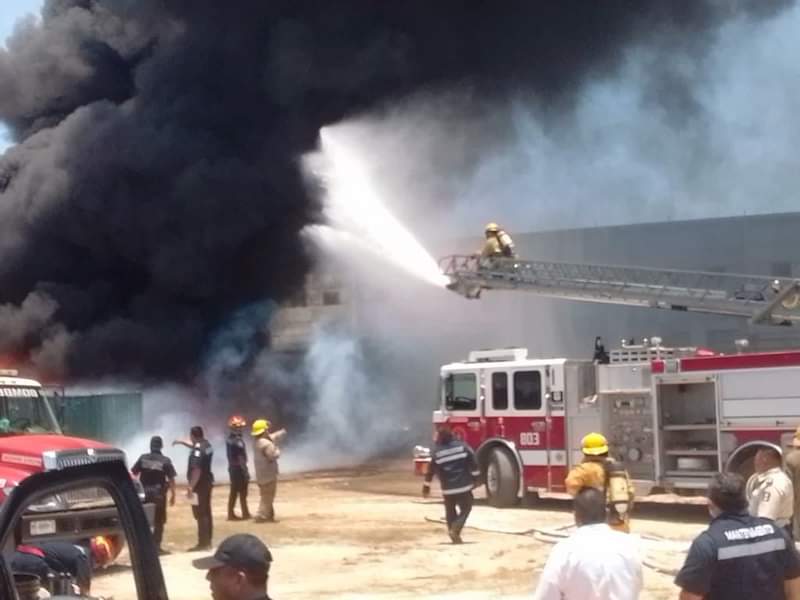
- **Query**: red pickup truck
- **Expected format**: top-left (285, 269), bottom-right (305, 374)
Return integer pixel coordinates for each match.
top-left (0, 370), bottom-right (151, 564)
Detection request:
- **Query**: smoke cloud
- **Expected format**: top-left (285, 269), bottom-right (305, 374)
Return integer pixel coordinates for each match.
top-left (0, 0), bottom-right (785, 381)
top-left (328, 4), bottom-right (800, 238)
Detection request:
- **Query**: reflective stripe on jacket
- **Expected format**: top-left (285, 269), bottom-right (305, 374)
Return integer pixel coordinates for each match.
top-left (424, 440), bottom-right (479, 495)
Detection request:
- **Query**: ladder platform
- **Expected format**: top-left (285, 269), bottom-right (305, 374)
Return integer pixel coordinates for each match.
top-left (440, 254), bottom-right (800, 326)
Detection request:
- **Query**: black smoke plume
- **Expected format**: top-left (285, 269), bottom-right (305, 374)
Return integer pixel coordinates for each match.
top-left (0, 0), bottom-right (790, 380)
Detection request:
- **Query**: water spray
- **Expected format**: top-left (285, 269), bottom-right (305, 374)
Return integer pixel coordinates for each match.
top-left (306, 127), bottom-right (449, 288)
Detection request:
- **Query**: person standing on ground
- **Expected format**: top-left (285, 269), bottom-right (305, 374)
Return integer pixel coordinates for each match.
top-left (532, 487), bottom-right (642, 600)
top-left (226, 415), bottom-right (251, 521)
top-left (675, 472), bottom-right (800, 600)
top-left (747, 446), bottom-right (794, 537)
top-left (192, 533), bottom-right (274, 600)
top-left (252, 419), bottom-right (287, 523)
top-left (565, 432), bottom-right (635, 533)
top-left (421, 425), bottom-right (480, 544)
top-left (132, 435), bottom-right (177, 554)
top-left (174, 425), bottom-right (215, 550)
top-left (784, 428), bottom-right (800, 541)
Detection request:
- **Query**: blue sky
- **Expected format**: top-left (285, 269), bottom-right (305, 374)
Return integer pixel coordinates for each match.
top-left (0, 0), bottom-right (43, 152)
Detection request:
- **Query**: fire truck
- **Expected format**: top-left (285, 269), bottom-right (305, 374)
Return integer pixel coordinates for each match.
top-left (414, 254), bottom-right (800, 506)
top-left (0, 369), bottom-right (150, 562)
top-left (418, 338), bottom-right (800, 507)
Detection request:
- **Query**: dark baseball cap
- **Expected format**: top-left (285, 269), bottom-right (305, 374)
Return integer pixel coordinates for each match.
top-left (192, 534), bottom-right (272, 571)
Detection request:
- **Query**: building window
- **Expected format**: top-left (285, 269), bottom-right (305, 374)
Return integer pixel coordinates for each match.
top-left (322, 291), bottom-right (340, 306)
top-left (492, 372), bottom-right (508, 410)
top-left (514, 371), bottom-right (542, 411)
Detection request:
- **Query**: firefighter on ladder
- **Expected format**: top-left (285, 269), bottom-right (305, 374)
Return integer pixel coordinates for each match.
top-left (565, 432), bottom-right (635, 533)
top-left (480, 222), bottom-right (516, 259)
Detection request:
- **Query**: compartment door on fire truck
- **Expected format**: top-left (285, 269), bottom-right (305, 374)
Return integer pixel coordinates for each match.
top-left (508, 367), bottom-right (554, 489)
top-left (443, 369), bottom-right (483, 448)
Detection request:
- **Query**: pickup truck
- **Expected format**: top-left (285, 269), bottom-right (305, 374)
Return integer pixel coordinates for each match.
top-left (0, 371), bottom-right (152, 563)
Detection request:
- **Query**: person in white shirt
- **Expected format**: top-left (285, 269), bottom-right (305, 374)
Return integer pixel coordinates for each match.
top-left (747, 446), bottom-right (795, 535)
top-left (533, 487), bottom-right (643, 600)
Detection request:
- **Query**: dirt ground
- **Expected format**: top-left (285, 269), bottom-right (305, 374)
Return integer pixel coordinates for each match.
top-left (94, 462), bottom-right (710, 599)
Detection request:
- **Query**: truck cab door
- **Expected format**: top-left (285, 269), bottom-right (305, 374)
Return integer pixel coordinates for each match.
top-left (506, 367), bottom-right (551, 489)
top-left (0, 461), bottom-right (167, 600)
top-left (484, 369), bottom-right (511, 437)
top-left (442, 370), bottom-right (484, 448)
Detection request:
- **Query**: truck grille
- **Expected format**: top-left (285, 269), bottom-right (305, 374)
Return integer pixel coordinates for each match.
top-left (54, 448), bottom-right (126, 470)
top-left (62, 486), bottom-right (112, 507)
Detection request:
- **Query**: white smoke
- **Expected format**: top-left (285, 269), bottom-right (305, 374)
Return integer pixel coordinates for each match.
top-left (322, 7), bottom-right (800, 238)
top-left (305, 128), bottom-right (448, 288)
top-left (117, 384), bottom-right (234, 483)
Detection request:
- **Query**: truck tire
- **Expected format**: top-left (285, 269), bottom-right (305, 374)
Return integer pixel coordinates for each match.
top-left (486, 448), bottom-right (519, 508)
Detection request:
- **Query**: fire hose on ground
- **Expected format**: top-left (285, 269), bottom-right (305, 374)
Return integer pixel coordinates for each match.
top-left (423, 516), bottom-right (685, 576)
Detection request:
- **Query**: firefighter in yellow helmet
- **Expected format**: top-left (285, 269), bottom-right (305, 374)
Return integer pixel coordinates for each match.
top-left (480, 222), bottom-right (516, 259)
top-left (565, 432), bottom-right (635, 533)
top-left (251, 418), bottom-right (287, 523)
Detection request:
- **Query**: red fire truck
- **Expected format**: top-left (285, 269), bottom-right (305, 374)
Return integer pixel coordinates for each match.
top-left (415, 338), bottom-right (800, 507)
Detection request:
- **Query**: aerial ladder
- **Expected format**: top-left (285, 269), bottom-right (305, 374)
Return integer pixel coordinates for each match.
top-left (439, 254), bottom-right (800, 326)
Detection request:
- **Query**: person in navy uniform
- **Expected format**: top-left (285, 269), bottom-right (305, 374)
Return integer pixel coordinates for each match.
top-left (174, 425), bottom-right (215, 551)
top-left (675, 472), bottom-right (800, 600)
top-left (132, 435), bottom-right (176, 553)
top-left (12, 541), bottom-right (92, 595)
top-left (422, 425), bottom-right (480, 544)
top-left (226, 415), bottom-right (251, 521)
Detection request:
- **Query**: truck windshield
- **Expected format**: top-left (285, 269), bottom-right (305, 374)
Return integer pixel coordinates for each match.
top-left (0, 387), bottom-right (61, 435)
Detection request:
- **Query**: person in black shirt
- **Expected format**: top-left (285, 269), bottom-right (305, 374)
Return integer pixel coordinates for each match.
top-left (175, 425), bottom-right (215, 551)
top-left (12, 541), bottom-right (92, 595)
top-left (226, 415), bottom-right (251, 521)
top-left (422, 425), bottom-right (479, 544)
top-left (132, 435), bottom-right (177, 554)
top-left (192, 533), bottom-right (273, 600)
top-left (676, 472), bottom-right (800, 600)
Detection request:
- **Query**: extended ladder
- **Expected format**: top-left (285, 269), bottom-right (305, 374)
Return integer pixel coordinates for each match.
top-left (439, 255), bottom-right (800, 325)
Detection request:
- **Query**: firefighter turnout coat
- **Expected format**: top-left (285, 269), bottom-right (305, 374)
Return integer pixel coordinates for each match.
top-left (565, 458), bottom-right (635, 533)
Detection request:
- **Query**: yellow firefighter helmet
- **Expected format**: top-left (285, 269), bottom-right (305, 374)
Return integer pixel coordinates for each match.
top-left (485, 222), bottom-right (500, 234)
top-left (581, 432), bottom-right (609, 456)
top-left (251, 418), bottom-right (271, 437)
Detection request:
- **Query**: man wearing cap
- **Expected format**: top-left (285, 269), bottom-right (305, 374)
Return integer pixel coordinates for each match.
top-left (132, 435), bottom-right (177, 554)
top-left (252, 419), bottom-right (287, 523)
top-left (785, 430), bottom-right (800, 540)
top-left (192, 534), bottom-right (273, 600)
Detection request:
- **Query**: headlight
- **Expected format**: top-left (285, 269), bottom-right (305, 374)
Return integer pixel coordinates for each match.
top-left (413, 445), bottom-right (431, 459)
top-left (27, 494), bottom-right (68, 513)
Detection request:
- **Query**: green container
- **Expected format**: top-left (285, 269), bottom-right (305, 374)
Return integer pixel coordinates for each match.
top-left (54, 393), bottom-right (143, 446)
